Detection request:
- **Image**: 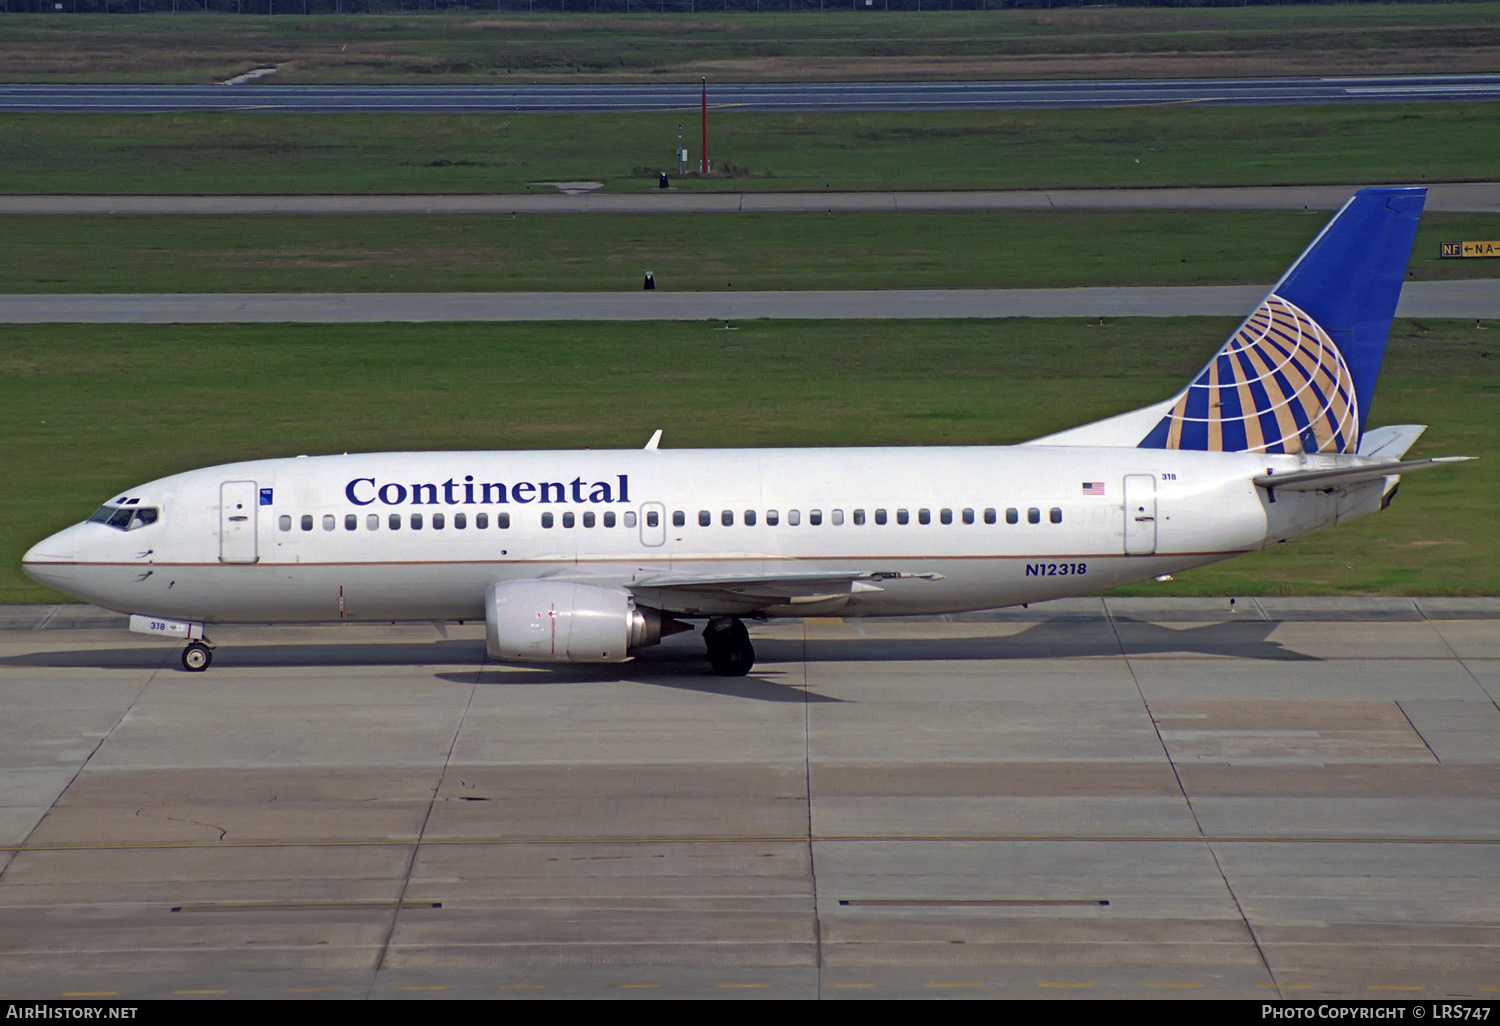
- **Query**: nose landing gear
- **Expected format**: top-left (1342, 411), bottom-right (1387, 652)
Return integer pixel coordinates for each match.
top-left (181, 640), bottom-right (214, 672)
top-left (703, 617), bottom-right (754, 677)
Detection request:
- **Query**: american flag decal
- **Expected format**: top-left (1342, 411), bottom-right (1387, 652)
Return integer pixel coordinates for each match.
top-left (1082, 482), bottom-right (1105, 495)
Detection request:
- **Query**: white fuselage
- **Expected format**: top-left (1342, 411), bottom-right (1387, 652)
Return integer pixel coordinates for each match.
top-left (22, 445), bottom-right (1382, 625)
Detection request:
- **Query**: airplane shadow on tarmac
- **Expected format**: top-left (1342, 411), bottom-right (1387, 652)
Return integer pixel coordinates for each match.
top-left (0, 616), bottom-right (1314, 694)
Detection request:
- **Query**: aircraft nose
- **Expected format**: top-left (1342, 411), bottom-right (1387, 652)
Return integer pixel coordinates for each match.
top-left (24, 527), bottom-right (75, 564)
top-left (22, 528), bottom-right (77, 586)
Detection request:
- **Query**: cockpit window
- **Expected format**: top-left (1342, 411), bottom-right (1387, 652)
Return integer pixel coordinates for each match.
top-left (87, 505), bottom-right (159, 531)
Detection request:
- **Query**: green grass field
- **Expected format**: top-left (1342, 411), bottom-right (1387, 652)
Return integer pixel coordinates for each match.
top-left (3, 317), bottom-right (1494, 604)
top-left (7, 209), bottom-right (1498, 293)
top-left (4, 6), bottom-right (1497, 82)
top-left (1, 103), bottom-right (1494, 195)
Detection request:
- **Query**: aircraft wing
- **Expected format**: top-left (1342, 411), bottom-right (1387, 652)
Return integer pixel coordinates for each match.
top-left (624, 569), bottom-right (944, 617)
top-left (1253, 457), bottom-right (1474, 493)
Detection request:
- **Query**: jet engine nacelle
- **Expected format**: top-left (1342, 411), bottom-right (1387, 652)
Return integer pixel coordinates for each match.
top-left (484, 580), bottom-right (665, 664)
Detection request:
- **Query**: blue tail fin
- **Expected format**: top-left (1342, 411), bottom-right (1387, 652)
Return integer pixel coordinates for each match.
top-left (1139, 187), bottom-right (1425, 454)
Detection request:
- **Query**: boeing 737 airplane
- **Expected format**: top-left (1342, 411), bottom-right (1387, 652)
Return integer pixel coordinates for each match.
top-left (22, 187), bottom-right (1471, 676)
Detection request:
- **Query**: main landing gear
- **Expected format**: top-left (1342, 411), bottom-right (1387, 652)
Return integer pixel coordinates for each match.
top-left (703, 617), bottom-right (754, 677)
top-left (181, 640), bottom-right (214, 672)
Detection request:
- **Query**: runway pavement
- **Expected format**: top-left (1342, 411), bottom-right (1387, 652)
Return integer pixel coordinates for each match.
top-left (1, 597), bottom-right (1497, 999)
top-left (5, 75), bottom-right (1500, 113)
top-left (3, 279), bottom-right (1497, 323)
top-left (4, 182), bottom-right (1498, 215)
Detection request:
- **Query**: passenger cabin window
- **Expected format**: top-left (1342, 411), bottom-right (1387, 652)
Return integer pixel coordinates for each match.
top-left (918, 509), bottom-right (931, 525)
top-left (896, 509), bottom-right (909, 525)
top-left (831, 509), bottom-right (844, 526)
top-left (744, 510), bottom-right (757, 527)
top-left (1028, 507), bottom-right (1041, 524)
top-left (984, 508), bottom-right (996, 525)
top-left (875, 508), bottom-right (887, 525)
top-left (722, 510), bottom-right (734, 527)
top-left (562, 512), bottom-right (575, 528)
top-left (1051, 507), bottom-right (1063, 524)
top-left (323, 514), bottom-right (335, 531)
top-left (809, 510), bottom-right (823, 526)
top-left (475, 512), bottom-right (488, 529)
top-left (645, 511), bottom-right (658, 528)
top-left (673, 511), bottom-right (685, 528)
top-left (411, 513), bottom-right (423, 530)
top-left (389, 514), bottom-right (401, 530)
top-left (604, 511), bottom-right (616, 528)
top-left (345, 514), bottom-right (357, 531)
top-left (542, 512), bottom-right (554, 529)
top-left (498, 512), bottom-right (511, 529)
top-left (698, 510), bottom-right (711, 527)
top-left (940, 508), bottom-right (953, 525)
top-left (962, 508), bottom-right (975, 525)
top-left (301, 515), bottom-right (313, 531)
top-left (455, 513), bottom-right (467, 529)
top-left (367, 514), bottom-right (379, 531)
top-left (766, 510), bottom-right (779, 526)
top-left (583, 511), bottom-right (595, 528)
top-left (1006, 507), bottom-right (1019, 525)
top-left (624, 511), bottom-right (638, 528)
top-left (279, 515), bottom-right (292, 531)
top-left (853, 509), bottom-right (865, 526)
top-left (433, 513), bottom-right (445, 530)
top-left (788, 510), bottom-right (801, 526)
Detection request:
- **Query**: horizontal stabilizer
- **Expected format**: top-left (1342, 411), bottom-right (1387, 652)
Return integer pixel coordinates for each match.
top-left (1253, 456), bottom-right (1473, 493)
top-left (1357, 424), bottom-right (1426, 459)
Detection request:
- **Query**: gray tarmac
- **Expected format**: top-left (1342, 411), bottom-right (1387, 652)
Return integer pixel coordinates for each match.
top-left (2, 598), bottom-right (1499, 1000)
top-left (6, 75), bottom-right (1499, 114)
top-left (4, 279), bottom-right (1497, 324)
top-left (3, 182), bottom-right (1497, 215)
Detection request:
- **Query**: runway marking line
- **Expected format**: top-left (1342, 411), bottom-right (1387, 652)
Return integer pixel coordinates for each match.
top-left (284, 987), bottom-right (337, 993)
top-left (497, 984), bottom-right (548, 990)
top-left (1368, 985), bottom-right (1425, 991)
top-left (713, 983), bottom-right (769, 988)
top-left (1038, 982), bottom-right (1094, 988)
top-left (60, 993), bottom-right (117, 997)
top-left (929, 982), bottom-right (984, 988)
top-left (1145, 983), bottom-right (1205, 988)
top-left (171, 989), bottom-right (228, 995)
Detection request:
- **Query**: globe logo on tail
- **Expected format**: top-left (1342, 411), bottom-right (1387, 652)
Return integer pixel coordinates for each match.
top-left (1144, 295), bottom-right (1359, 455)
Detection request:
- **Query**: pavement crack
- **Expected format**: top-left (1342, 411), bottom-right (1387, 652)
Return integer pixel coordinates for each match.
top-left (802, 618), bottom-right (823, 996)
top-left (0, 642), bottom-right (171, 887)
top-left (368, 658), bottom-right (482, 995)
top-left (1108, 612), bottom-right (1282, 995)
top-left (1396, 700), bottom-right (1442, 764)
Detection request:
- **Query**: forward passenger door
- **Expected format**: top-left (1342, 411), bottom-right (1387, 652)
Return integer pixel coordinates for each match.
top-left (219, 480), bottom-right (259, 564)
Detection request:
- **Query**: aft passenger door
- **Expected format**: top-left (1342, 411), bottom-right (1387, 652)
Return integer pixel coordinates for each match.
top-left (219, 480), bottom-right (259, 564)
top-left (1123, 474), bottom-right (1157, 556)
